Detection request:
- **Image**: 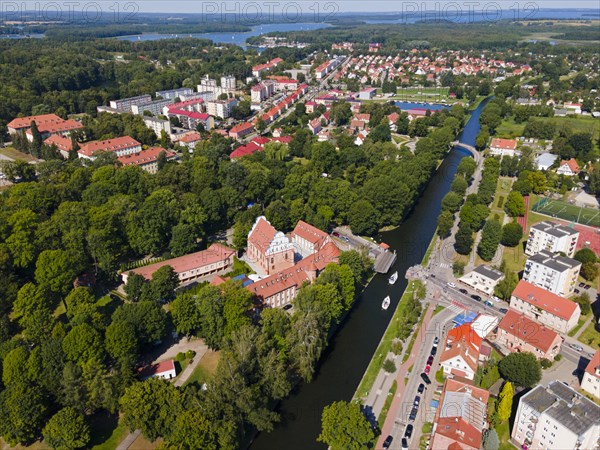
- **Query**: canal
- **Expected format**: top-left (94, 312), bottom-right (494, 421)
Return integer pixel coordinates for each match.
top-left (250, 97), bottom-right (491, 450)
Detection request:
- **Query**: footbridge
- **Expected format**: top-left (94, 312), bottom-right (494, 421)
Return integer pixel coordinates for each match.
top-left (452, 141), bottom-right (481, 163)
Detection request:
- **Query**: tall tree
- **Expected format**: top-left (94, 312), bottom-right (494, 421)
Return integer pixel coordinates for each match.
top-left (498, 352), bottom-right (541, 388)
top-left (318, 401), bottom-right (375, 450)
top-left (43, 407), bottom-right (90, 450)
top-left (477, 220), bottom-right (502, 261)
top-left (496, 381), bottom-right (514, 422)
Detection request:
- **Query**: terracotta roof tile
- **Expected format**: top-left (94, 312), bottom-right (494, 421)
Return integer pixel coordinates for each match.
top-left (512, 280), bottom-right (578, 321)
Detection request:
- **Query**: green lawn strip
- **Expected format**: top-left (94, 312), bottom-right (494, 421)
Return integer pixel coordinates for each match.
top-left (0, 146), bottom-right (38, 162)
top-left (495, 420), bottom-right (515, 450)
top-left (354, 281), bottom-right (420, 400)
top-left (90, 415), bottom-right (128, 450)
top-left (435, 367), bottom-right (445, 384)
top-left (568, 313), bottom-right (590, 337)
top-left (577, 321), bottom-right (600, 348)
top-left (183, 350), bottom-right (220, 387)
top-left (401, 305), bottom-right (427, 364)
top-left (495, 118), bottom-right (525, 139)
top-left (422, 235), bottom-right (438, 267)
top-left (377, 380), bottom-right (398, 428)
top-left (433, 305), bottom-right (445, 316)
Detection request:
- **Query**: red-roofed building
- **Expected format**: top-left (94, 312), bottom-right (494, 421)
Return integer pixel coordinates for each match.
top-left (252, 58), bottom-right (284, 78)
top-left (489, 138), bottom-right (518, 156)
top-left (117, 147), bottom-right (177, 174)
top-left (8, 114), bottom-right (83, 139)
top-left (177, 132), bottom-right (202, 152)
top-left (510, 280), bottom-right (581, 334)
top-left (247, 216), bottom-right (295, 276)
top-left (556, 158), bottom-right (580, 176)
top-left (138, 360), bottom-right (177, 380)
top-left (582, 350), bottom-right (600, 399)
top-left (291, 220), bottom-right (332, 255)
top-left (78, 136), bottom-right (142, 160)
top-left (497, 309), bottom-right (562, 360)
top-left (230, 141), bottom-right (262, 159)
top-left (308, 118), bottom-right (322, 135)
top-left (122, 243), bottom-right (235, 285)
top-left (229, 122), bottom-right (255, 140)
top-left (440, 324), bottom-right (483, 380)
top-left (44, 135), bottom-right (73, 159)
top-left (430, 379), bottom-right (490, 450)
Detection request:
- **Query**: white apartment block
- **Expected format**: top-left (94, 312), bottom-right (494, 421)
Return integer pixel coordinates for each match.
top-left (109, 94), bottom-right (152, 112)
top-left (131, 98), bottom-right (174, 117)
top-left (512, 381), bottom-right (600, 450)
top-left (206, 98), bottom-right (237, 119)
top-left (523, 250), bottom-right (581, 297)
top-left (143, 117), bottom-right (172, 136)
top-left (221, 75), bottom-right (236, 92)
top-left (526, 221), bottom-right (579, 258)
top-left (156, 87), bottom-right (194, 100)
top-left (251, 81), bottom-right (275, 104)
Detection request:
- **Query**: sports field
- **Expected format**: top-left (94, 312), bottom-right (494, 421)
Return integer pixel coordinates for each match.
top-left (532, 197), bottom-right (600, 228)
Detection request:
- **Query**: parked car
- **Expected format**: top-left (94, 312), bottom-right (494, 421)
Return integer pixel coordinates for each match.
top-left (332, 231), bottom-right (340, 237)
top-left (574, 288), bottom-right (580, 294)
top-left (427, 355), bottom-right (434, 365)
top-left (499, 308), bottom-right (508, 314)
top-left (409, 407), bottom-right (418, 421)
top-left (459, 288), bottom-right (468, 294)
top-left (430, 346), bottom-right (437, 356)
top-left (424, 364), bottom-right (431, 375)
top-left (484, 300), bottom-right (494, 307)
top-left (433, 337), bottom-right (439, 346)
top-left (579, 282), bottom-right (585, 287)
top-left (383, 435), bottom-right (393, 449)
top-left (414, 395), bottom-right (421, 407)
top-left (417, 383), bottom-right (425, 394)
top-left (584, 285), bottom-right (591, 290)
top-left (342, 236), bottom-right (350, 243)
top-left (471, 294), bottom-right (482, 302)
top-left (421, 373), bottom-right (431, 384)
top-left (570, 343), bottom-right (584, 352)
top-left (401, 438), bottom-right (409, 450)
top-left (447, 282), bottom-right (456, 288)
top-left (492, 296), bottom-right (501, 302)
top-left (405, 424), bottom-right (414, 439)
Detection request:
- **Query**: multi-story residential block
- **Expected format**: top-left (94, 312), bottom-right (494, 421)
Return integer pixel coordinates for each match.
top-left (122, 243), bottom-right (235, 285)
top-left (496, 309), bottom-right (562, 359)
top-left (512, 381), bottom-right (600, 450)
top-left (221, 75), bottom-right (236, 92)
top-left (206, 98), bottom-right (237, 119)
top-left (251, 81), bottom-right (275, 104)
top-left (117, 147), bottom-right (177, 174)
top-left (109, 94), bottom-right (152, 112)
top-left (430, 379), bottom-right (489, 450)
top-left (523, 250), bottom-right (581, 297)
top-left (510, 280), bottom-right (581, 334)
top-left (77, 136), bottom-right (142, 160)
top-left (581, 350), bottom-right (600, 399)
top-left (177, 132), bottom-right (202, 153)
top-left (143, 117), bottom-right (172, 136)
top-left (131, 98), bottom-right (174, 117)
top-left (198, 75), bottom-right (218, 92)
top-left (246, 216), bottom-right (295, 276)
top-left (155, 87), bottom-right (194, 100)
top-left (526, 221), bottom-right (579, 257)
top-left (459, 265), bottom-right (505, 296)
top-left (440, 324), bottom-right (483, 380)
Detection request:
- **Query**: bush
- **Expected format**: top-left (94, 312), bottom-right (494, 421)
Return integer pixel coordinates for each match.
top-left (383, 359), bottom-right (396, 373)
top-left (483, 428), bottom-right (500, 450)
top-left (186, 350), bottom-right (196, 359)
top-left (453, 261), bottom-right (466, 276)
top-left (496, 196), bottom-right (505, 209)
top-left (540, 358), bottom-right (553, 369)
top-left (175, 352), bottom-right (186, 362)
top-left (391, 340), bottom-right (403, 355)
top-left (554, 354), bottom-right (562, 362)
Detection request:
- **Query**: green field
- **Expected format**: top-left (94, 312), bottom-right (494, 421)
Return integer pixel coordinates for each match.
top-left (532, 197), bottom-right (600, 227)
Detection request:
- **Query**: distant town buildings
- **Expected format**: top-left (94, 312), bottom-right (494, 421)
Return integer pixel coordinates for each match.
top-left (512, 381), bottom-right (600, 450)
top-left (526, 221), bottom-right (579, 258)
top-left (523, 250), bottom-right (581, 297)
top-left (117, 147), bottom-right (177, 174)
top-left (7, 113), bottom-right (84, 141)
top-left (156, 87), bottom-right (194, 100)
top-left (109, 94), bottom-right (152, 112)
top-left (510, 280), bottom-right (581, 334)
top-left (122, 243), bottom-right (235, 285)
top-left (77, 136), bottom-right (142, 160)
top-left (251, 80), bottom-right (276, 104)
top-left (252, 58), bottom-right (283, 78)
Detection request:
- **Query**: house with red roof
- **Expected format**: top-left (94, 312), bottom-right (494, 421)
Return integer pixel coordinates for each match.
top-left (229, 122), bottom-right (255, 140)
top-left (44, 135), bottom-right (73, 159)
top-left (291, 220), bottom-right (332, 256)
top-left (117, 147), bottom-right (177, 174)
top-left (308, 118), bottom-right (322, 135)
top-left (122, 243), bottom-right (235, 286)
top-left (78, 136), bottom-right (142, 160)
top-left (138, 360), bottom-right (177, 381)
top-left (430, 379), bottom-right (489, 450)
top-left (177, 132), bottom-right (202, 153)
top-left (510, 280), bottom-right (581, 334)
top-left (440, 324), bottom-right (484, 380)
top-left (497, 309), bottom-right (562, 360)
top-left (489, 138), bottom-right (518, 156)
top-left (581, 350), bottom-right (600, 399)
top-left (252, 58), bottom-right (283, 78)
top-left (247, 216), bottom-right (295, 276)
top-left (556, 158), bottom-right (580, 176)
top-left (8, 114), bottom-right (84, 140)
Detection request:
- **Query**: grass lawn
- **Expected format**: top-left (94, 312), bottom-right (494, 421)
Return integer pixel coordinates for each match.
top-left (495, 118), bottom-right (525, 139)
top-left (401, 303), bottom-right (427, 364)
top-left (578, 321), bottom-right (600, 349)
top-left (433, 304), bottom-right (445, 316)
top-left (435, 367), bottom-right (445, 384)
top-left (495, 421), bottom-right (515, 450)
top-left (538, 115), bottom-right (600, 141)
top-left (422, 235), bottom-right (438, 267)
top-left (89, 412), bottom-right (127, 450)
top-left (183, 349), bottom-right (221, 387)
top-left (568, 312), bottom-right (590, 337)
top-left (0, 146), bottom-right (38, 162)
top-left (377, 380), bottom-right (398, 428)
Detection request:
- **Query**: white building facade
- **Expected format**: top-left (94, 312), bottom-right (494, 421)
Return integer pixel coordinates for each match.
top-left (526, 221), bottom-right (579, 258)
top-left (522, 250), bottom-right (581, 297)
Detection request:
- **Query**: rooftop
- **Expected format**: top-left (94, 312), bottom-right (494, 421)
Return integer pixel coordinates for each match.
top-left (472, 264), bottom-right (505, 281)
top-left (527, 249), bottom-right (581, 272)
top-left (512, 280), bottom-right (579, 321)
top-left (497, 309), bottom-right (560, 353)
top-left (531, 220), bottom-right (579, 238)
top-left (78, 136), bottom-right (141, 157)
top-left (585, 350), bottom-right (600, 378)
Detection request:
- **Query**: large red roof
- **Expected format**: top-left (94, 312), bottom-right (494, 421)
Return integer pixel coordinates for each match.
top-left (292, 220), bottom-right (329, 246)
top-left (497, 309), bottom-right (560, 353)
top-left (78, 136), bottom-right (141, 157)
top-left (585, 350), bottom-right (600, 378)
top-left (247, 217), bottom-right (277, 253)
top-left (8, 113), bottom-right (63, 130)
top-left (117, 147), bottom-right (176, 167)
top-left (512, 280), bottom-right (579, 321)
top-left (44, 135), bottom-right (72, 152)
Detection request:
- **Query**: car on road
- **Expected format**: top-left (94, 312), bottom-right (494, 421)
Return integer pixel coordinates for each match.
top-left (424, 364), bottom-right (431, 375)
top-left (401, 438), bottom-right (409, 450)
top-left (459, 288), bottom-right (468, 294)
top-left (414, 395), bottom-right (421, 407)
top-left (332, 231), bottom-right (340, 237)
top-left (421, 373), bottom-right (431, 384)
top-left (447, 282), bottom-right (456, 288)
top-left (574, 288), bottom-right (580, 294)
top-left (433, 337), bottom-right (439, 346)
top-left (404, 424), bottom-right (413, 439)
top-left (484, 300), bottom-right (494, 307)
top-left (492, 296), bottom-right (501, 302)
top-left (584, 285), bottom-right (591, 290)
top-left (471, 294), bottom-right (482, 302)
top-left (430, 346), bottom-right (437, 356)
top-left (383, 435), bottom-right (393, 449)
top-left (342, 236), bottom-right (350, 243)
top-left (570, 344), bottom-right (584, 352)
top-left (499, 308), bottom-right (508, 314)
top-left (283, 304), bottom-right (293, 311)
top-left (409, 407), bottom-right (418, 421)
top-left (427, 355), bottom-right (434, 365)
top-left (579, 282), bottom-right (585, 287)
top-left (417, 383), bottom-right (425, 394)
